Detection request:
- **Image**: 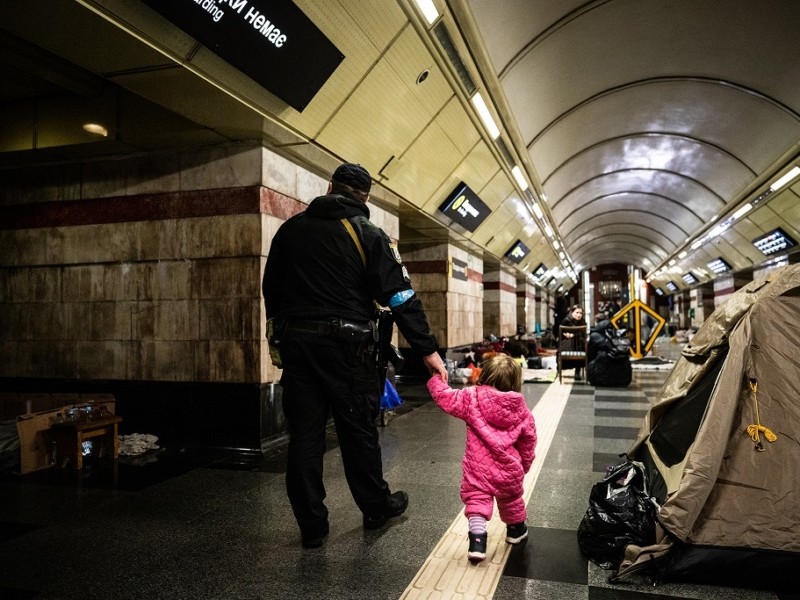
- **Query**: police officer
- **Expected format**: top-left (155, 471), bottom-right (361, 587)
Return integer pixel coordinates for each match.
top-left (263, 162), bottom-right (447, 548)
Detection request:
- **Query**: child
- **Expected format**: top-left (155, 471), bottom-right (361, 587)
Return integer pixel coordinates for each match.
top-left (427, 354), bottom-right (537, 563)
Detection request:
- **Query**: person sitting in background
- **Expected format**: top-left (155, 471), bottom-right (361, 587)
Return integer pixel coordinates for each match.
top-left (560, 305), bottom-right (587, 380)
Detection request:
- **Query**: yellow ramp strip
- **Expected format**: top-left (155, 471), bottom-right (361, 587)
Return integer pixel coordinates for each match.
top-left (401, 380), bottom-right (573, 599)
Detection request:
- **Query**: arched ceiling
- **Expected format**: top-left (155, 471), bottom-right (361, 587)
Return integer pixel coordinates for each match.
top-left (2, 0), bottom-right (800, 293)
top-left (460, 0), bottom-right (800, 288)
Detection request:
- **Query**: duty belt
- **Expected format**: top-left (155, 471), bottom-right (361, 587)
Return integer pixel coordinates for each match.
top-left (286, 318), bottom-right (374, 342)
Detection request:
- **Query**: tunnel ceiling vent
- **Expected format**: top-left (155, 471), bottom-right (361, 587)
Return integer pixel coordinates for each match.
top-left (496, 137), bottom-right (516, 169)
top-left (433, 22), bottom-right (476, 95)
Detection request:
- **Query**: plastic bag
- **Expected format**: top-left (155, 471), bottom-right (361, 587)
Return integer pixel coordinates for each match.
top-left (608, 329), bottom-right (631, 359)
top-left (380, 379), bottom-right (403, 410)
top-left (577, 460), bottom-right (658, 569)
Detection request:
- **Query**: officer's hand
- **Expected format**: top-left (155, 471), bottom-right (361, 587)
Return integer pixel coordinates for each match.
top-left (423, 352), bottom-right (448, 383)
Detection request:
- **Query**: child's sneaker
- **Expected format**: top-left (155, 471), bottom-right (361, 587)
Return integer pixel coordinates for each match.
top-left (505, 522), bottom-right (528, 544)
top-left (467, 531), bottom-right (487, 563)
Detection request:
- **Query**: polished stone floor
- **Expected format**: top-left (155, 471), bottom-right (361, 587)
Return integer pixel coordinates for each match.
top-left (0, 339), bottom-right (797, 599)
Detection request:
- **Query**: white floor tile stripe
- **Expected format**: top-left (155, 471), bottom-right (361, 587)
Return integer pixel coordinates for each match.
top-left (400, 381), bottom-right (572, 599)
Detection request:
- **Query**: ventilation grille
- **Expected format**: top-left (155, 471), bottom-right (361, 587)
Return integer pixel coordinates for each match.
top-left (433, 22), bottom-right (476, 95)
top-left (496, 137), bottom-right (516, 169)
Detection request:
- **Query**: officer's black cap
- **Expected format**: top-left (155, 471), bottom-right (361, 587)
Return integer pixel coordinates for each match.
top-left (332, 163), bottom-right (371, 193)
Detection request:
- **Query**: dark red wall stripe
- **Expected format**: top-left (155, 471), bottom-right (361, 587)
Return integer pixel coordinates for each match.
top-left (484, 281), bottom-right (516, 293)
top-left (0, 187), bottom-right (304, 230)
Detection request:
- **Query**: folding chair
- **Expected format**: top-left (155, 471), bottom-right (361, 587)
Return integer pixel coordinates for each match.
top-left (557, 325), bottom-right (588, 383)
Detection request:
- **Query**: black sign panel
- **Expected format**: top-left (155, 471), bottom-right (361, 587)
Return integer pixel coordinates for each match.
top-left (532, 263), bottom-right (547, 278)
top-left (504, 240), bottom-right (529, 264)
top-left (450, 257), bottom-right (468, 281)
top-left (141, 0), bottom-right (344, 111)
top-left (437, 182), bottom-right (491, 233)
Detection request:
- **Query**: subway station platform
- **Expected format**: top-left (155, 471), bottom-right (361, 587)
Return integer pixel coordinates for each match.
top-left (0, 344), bottom-right (796, 600)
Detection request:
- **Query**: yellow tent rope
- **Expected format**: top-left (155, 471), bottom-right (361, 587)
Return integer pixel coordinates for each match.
top-left (746, 379), bottom-right (777, 451)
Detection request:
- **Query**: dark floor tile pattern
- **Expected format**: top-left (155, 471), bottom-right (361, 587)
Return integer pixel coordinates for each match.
top-left (503, 527), bottom-right (588, 585)
top-left (594, 425), bottom-right (640, 439)
top-left (594, 408), bottom-right (649, 418)
top-left (0, 368), bottom-right (791, 600)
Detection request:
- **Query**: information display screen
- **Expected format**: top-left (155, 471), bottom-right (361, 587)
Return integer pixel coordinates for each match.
top-left (504, 240), bottom-right (530, 264)
top-left (437, 182), bottom-right (491, 233)
top-left (141, 0), bottom-right (344, 111)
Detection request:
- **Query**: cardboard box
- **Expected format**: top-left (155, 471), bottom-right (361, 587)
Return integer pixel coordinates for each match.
top-left (16, 400), bottom-right (115, 474)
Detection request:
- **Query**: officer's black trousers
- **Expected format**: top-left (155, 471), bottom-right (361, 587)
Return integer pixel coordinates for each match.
top-left (279, 330), bottom-right (389, 538)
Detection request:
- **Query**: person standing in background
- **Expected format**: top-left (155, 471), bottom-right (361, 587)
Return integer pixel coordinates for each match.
top-left (262, 162), bottom-right (447, 549)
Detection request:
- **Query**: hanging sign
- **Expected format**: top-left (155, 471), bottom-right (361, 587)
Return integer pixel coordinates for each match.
top-left (437, 182), bottom-right (491, 233)
top-left (504, 239), bottom-right (529, 264)
top-left (141, 0), bottom-right (344, 111)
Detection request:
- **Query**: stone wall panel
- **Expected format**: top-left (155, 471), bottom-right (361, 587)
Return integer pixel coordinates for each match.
top-left (193, 257), bottom-right (261, 299)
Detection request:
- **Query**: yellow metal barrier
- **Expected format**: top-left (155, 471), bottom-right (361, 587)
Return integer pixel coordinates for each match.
top-left (609, 299), bottom-right (666, 358)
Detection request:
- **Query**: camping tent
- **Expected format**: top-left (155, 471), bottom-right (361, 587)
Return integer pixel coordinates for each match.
top-left (611, 264), bottom-right (800, 589)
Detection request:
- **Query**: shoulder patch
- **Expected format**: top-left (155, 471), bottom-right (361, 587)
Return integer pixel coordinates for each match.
top-left (389, 242), bottom-right (402, 264)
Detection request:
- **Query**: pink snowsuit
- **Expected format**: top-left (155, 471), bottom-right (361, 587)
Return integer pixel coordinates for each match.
top-left (427, 377), bottom-right (537, 524)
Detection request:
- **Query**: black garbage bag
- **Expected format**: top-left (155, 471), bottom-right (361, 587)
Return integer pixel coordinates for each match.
top-left (587, 352), bottom-right (632, 387)
top-left (577, 460), bottom-right (659, 569)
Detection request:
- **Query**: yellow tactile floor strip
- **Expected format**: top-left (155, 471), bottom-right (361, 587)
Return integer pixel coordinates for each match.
top-left (400, 380), bottom-right (573, 599)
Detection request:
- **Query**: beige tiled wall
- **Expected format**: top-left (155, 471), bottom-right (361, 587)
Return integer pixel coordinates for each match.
top-left (397, 243), bottom-right (483, 349)
top-left (517, 279), bottom-right (537, 334)
top-left (483, 268), bottom-right (517, 338)
top-left (0, 143), bottom-right (272, 384)
top-left (0, 142), bottom-right (481, 387)
top-left (446, 246), bottom-right (483, 348)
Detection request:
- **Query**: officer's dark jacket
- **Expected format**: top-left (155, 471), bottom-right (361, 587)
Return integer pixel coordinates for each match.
top-left (263, 193), bottom-right (438, 355)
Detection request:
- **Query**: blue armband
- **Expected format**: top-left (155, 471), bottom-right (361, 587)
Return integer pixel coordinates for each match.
top-left (388, 289), bottom-right (415, 308)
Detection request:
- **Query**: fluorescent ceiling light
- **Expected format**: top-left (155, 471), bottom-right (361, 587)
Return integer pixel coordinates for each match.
top-left (770, 166), bottom-right (800, 191)
top-left (708, 223), bottom-right (729, 239)
top-left (678, 251), bottom-right (687, 259)
top-left (544, 224), bottom-right (553, 238)
top-left (707, 257), bottom-right (731, 273)
top-left (511, 166), bottom-right (529, 191)
top-left (471, 92), bottom-right (500, 140)
top-left (531, 202), bottom-right (543, 219)
top-left (691, 240), bottom-right (703, 250)
top-left (752, 227), bottom-right (797, 256)
top-left (553, 240), bottom-right (560, 249)
top-left (412, 0), bottom-right (439, 24)
top-left (732, 203), bottom-right (752, 220)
